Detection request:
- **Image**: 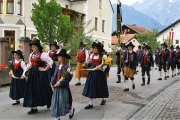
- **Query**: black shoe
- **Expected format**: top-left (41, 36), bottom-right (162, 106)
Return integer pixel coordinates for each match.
top-left (172, 75), bottom-right (174, 78)
top-left (157, 78), bottom-right (162, 80)
top-left (85, 104), bottom-right (93, 109)
top-left (116, 80), bottom-right (121, 83)
top-left (132, 84), bottom-right (135, 89)
top-left (123, 88), bottom-right (129, 91)
top-left (47, 105), bottom-right (51, 109)
top-left (174, 74), bottom-right (176, 76)
top-left (75, 82), bottom-right (81, 86)
top-left (69, 108), bottom-right (75, 119)
top-left (100, 100), bottom-right (106, 105)
top-left (164, 77), bottom-right (167, 80)
top-left (141, 83), bottom-right (145, 86)
top-left (155, 68), bottom-right (157, 70)
top-left (178, 73), bottom-right (179, 75)
top-left (167, 76), bottom-right (169, 78)
top-left (28, 108), bottom-right (38, 114)
top-left (12, 101), bottom-right (20, 105)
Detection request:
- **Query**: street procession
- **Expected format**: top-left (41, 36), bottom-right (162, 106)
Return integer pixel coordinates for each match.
top-left (1, 0), bottom-right (180, 120)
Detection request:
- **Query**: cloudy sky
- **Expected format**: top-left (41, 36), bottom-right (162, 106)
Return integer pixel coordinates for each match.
top-left (110, 0), bottom-right (143, 5)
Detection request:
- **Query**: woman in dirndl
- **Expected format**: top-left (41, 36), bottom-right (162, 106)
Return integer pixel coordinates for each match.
top-left (82, 42), bottom-right (109, 109)
top-left (48, 42), bottom-right (60, 82)
top-left (50, 49), bottom-right (75, 120)
top-left (9, 50), bottom-right (26, 105)
top-left (23, 39), bottom-right (53, 114)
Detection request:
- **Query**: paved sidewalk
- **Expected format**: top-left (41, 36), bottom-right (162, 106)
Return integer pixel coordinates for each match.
top-left (0, 67), bottom-right (180, 120)
top-left (130, 80), bottom-right (180, 120)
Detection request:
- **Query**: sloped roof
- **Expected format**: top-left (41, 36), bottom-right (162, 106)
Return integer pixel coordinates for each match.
top-left (111, 34), bottom-right (135, 44)
top-left (123, 24), bottom-right (152, 34)
top-left (158, 19), bottom-right (180, 35)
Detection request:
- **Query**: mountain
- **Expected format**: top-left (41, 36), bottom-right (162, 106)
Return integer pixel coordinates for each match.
top-left (112, 4), bottom-right (166, 32)
top-left (131, 0), bottom-right (180, 26)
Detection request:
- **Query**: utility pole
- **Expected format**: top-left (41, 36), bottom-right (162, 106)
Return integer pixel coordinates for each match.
top-left (116, 0), bottom-right (122, 45)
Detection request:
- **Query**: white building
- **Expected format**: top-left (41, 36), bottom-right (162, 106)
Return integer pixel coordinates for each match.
top-left (0, 0), bottom-right (113, 52)
top-left (157, 19), bottom-right (180, 46)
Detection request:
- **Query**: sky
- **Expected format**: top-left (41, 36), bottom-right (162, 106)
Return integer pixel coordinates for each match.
top-left (110, 0), bottom-right (143, 5)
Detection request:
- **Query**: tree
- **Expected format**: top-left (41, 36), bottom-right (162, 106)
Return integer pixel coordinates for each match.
top-left (62, 14), bottom-right (95, 55)
top-left (136, 26), bottom-right (160, 51)
top-left (31, 0), bottom-right (74, 45)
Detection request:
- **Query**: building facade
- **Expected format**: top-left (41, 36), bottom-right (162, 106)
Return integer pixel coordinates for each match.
top-left (157, 19), bottom-right (180, 46)
top-left (0, 0), bottom-right (113, 52)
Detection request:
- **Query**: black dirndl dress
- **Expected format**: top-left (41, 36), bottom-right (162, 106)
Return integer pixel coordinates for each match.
top-left (23, 58), bottom-right (52, 107)
top-left (82, 57), bottom-right (109, 98)
top-left (9, 61), bottom-right (26, 100)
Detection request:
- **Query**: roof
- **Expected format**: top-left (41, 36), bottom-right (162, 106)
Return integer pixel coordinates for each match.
top-left (123, 24), bottom-right (152, 34)
top-left (158, 19), bottom-right (180, 35)
top-left (111, 34), bottom-right (135, 44)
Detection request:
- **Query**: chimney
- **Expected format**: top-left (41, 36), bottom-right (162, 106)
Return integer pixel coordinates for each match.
top-left (132, 24), bottom-right (136, 26)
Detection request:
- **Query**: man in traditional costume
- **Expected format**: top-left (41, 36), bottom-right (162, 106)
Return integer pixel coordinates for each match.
top-left (157, 42), bottom-right (169, 80)
top-left (174, 45), bottom-right (180, 76)
top-left (74, 42), bottom-right (89, 86)
top-left (116, 43), bottom-right (126, 83)
top-left (123, 42), bottom-right (137, 91)
top-left (140, 45), bottom-right (154, 86)
top-left (167, 45), bottom-right (175, 78)
top-left (136, 45), bottom-right (143, 72)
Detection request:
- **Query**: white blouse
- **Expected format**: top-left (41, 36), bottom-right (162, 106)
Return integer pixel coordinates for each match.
top-left (28, 52), bottom-right (53, 68)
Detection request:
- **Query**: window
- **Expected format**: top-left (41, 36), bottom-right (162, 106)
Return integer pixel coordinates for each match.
top-left (102, 20), bottom-right (105, 32)
top-left (31, 34), bottom-right (37, 40)
top-left (31, 3), bottom-right (35, 13)
top-left (0, 0), bottom-right (14, 14)
top-left (95, 17), bottom-right (98, 31)
top-left (99, 0), bottom-right (102, 9)
top-left (7, 0), bottom-right (14, 14)
top-left (176, 40), bottom-right (179, 44)
top-left (65, 5), bottom-right (68, 9)
top-left (17, 0), bottom-right (22, 15)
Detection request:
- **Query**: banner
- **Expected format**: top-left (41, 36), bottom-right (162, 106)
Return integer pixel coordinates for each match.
top-left (2, 0), bottom-right (7, 16)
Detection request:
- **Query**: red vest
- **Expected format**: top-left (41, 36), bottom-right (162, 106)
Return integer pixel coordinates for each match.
top-left (92, 56), bottom-right (102, 66)
top-left (170, 52), bottom-right (172, 59)
top-left (30, 52), bottom-right (46, 67)
top-left (161, 50), bottom-right (164, 59)
top-left (14, 60), bottom-right (22, 70)
top-left (77, 49), bottom-right (86, 61)
top-left (143, 55), bottom-right (147, 62)
top-left (49, 50), bottom-right (57, 58)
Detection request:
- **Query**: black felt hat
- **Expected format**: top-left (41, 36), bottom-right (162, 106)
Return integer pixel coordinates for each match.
top-left (11, 50), bottom-right (23, 59)
top-left (120, 43), bottom-right (126, 47)
top-left (29, 39), bottom-right (43, 51)
top-left (50, 42), bottom-right (59, 49)
top-left (161, 42), bottom-right (167, 47)
top-left (170, 45), bottom-right (174, 49)
top-left (53, 49), bottom-right (71, 59)
top-left (126, 42), bottom-right (135, 47)
top-left (92, 42), bottom-right (103, 51)
top-left (79, 42), bottom-right (85, 46)
top-left (176, 45), bottom-right (179, 49)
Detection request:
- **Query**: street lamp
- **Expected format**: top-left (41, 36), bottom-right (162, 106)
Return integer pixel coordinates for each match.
top-left (116, 0), bottom-right (122, 45)
top-left (16, 19), bottom-right (26, 38)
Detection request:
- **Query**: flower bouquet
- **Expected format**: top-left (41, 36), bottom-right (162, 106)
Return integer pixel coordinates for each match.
top-left (59, 64), bottom-right (73, 81)
top-left (6, 60), bottom-right (20, 79)
top-left (81, 55), bottom-right (113, 71)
